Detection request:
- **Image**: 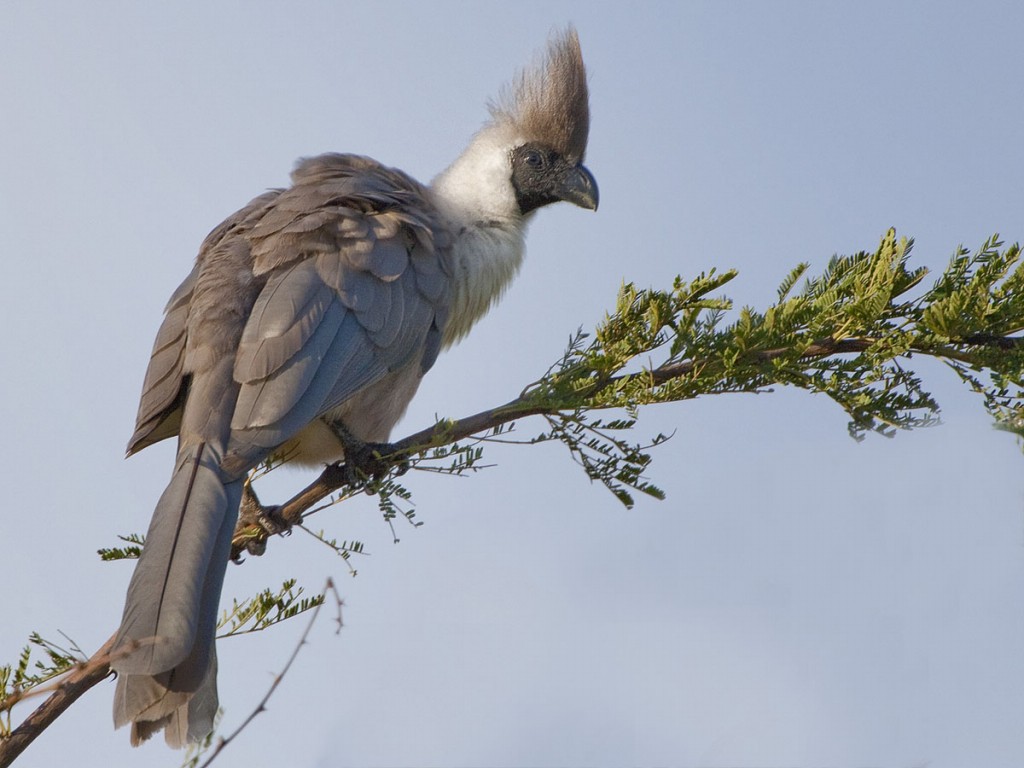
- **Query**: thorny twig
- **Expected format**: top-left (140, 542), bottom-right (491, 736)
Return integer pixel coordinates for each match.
top-left (197, 578), bottom-right (343, 768)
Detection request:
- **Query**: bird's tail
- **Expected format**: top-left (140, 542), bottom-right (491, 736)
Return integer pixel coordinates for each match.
top-left (111, 441), bottom-right (242, 747)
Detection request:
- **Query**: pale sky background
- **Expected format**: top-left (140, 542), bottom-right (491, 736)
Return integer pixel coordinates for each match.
top-left (2, 2), bottom-right (1024, 767)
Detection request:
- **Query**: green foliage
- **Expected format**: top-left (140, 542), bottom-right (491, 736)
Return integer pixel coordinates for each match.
top-left (343, 473), bottom-right (421, 544)
top-left (530, 413), bottom-right (669, 508)
top-left (503, 231), bottom-right (1022, 500)
top-left (218, 579), bottom-right (324, 638)
top-left (0, 634), bottom-right (81, 735)
top-left (348, 425), bottom-right (505, 539)
top-left (914, 236), bottom-right (1024, 430)
top-left (96, 533), bottom-right (145, 561)
top-left (297, 529), bottom-right (366, 575)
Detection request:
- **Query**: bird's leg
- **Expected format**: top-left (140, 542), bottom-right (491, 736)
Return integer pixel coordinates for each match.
top-left (326, 419), bottom-right (409, 487)
top-left (232, 479), bottom-right (291, 561)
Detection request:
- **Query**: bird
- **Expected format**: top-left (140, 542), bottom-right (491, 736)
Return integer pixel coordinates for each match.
top-left (110, 27), bottom-right (597, 748)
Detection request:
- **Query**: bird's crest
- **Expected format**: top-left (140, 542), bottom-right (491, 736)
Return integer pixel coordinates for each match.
top-left (489, 26), bottom-right (591, 163)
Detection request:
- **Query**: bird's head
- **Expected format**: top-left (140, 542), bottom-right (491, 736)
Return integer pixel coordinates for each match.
top-left (491, 27), bottom-right (598, 214)
top-left (432, 27), bottom-right (597, 222)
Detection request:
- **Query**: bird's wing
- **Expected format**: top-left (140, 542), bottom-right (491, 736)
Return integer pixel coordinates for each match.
top-left (126, 191), bottom-right (281, 456)
top-left (224, 154), bottom-right (452, 459)
top-left (125, 267), bottom-right (196, 455)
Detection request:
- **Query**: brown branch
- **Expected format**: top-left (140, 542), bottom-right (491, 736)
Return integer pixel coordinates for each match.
top-left (963, 332), bottom-right (1024, 350)
top-left (229, 396), bottom-right (552, 559)
top-left (232, 341), bottom-right (883, 546)
top-left (651, 332), bottom-right (1019, 384)
top-left (0, 584), bottom-right (342, 768)
top-left (0, 635), bottom-right (115, 768)
top-left (648, 337), bottom-right (874, 384)
top-left (230, 331), bottom-right (1017, 558)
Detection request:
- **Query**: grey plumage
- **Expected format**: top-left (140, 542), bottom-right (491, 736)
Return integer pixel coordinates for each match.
top-left (112, 27), bottom-right (596, 747)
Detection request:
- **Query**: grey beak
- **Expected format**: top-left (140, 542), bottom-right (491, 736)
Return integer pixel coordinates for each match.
top-left (559, 164), bottom-right (599, 211)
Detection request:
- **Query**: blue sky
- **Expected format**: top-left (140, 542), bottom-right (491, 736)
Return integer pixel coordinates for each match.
top-left (2, 2), bottom-right (1023, 766)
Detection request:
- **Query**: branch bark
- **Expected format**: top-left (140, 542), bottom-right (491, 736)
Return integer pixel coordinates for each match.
top-left (0, 636), bottom-right (115, 768)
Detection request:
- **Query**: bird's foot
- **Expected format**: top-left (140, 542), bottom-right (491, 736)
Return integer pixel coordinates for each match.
top-left (327, 421), bottom-right (409, 489)
top-left (232, 481), bottom-right (291, 560)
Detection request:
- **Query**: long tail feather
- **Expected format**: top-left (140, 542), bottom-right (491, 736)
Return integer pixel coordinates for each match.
top-left (112, 441), bottom-right (241, 745)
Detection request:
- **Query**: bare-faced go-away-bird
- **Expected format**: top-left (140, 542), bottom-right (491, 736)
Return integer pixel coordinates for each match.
top-left (110, 27), bottom-right (597, 747)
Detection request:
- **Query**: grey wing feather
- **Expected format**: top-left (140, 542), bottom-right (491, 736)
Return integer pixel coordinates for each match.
top-left (367, 276), bottom-right (405, 347)
top-left (317, 254), bottom-right (383, 314)
top-left (411, 252), bottom-right (449, 303)
top-left (225, 155), bottom-right (452, 453)
top-left (127, 190), bottom-right (282, 456)
top-left (231, 291), bottom-right (360, 432)
top-left (315, 276), bottom-right (435, 416)
top-left (233, 314), bottom-right (385, 451)
top-left (126, 267), bottom-right (198, 455)
top-left (233, 261), bottom-right (337, 382)
top-left (365, 235), bottom-right (409, 281)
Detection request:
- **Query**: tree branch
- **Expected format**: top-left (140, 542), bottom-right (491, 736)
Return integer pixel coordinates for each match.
top-left (0, 636), bottom-right (115, 768)
top-left (6, 233), bottom-right (1022, 763)
top-left (230, 328), bottom-right (1021, 559)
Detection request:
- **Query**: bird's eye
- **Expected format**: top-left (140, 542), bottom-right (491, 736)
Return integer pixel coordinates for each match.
top-left (525, 149), bottom-right (544, 168)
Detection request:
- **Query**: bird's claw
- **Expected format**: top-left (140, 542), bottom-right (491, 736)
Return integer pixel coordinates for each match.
top-left (327, 421), bottom-right (408, 489)
top-left (341, 440), bottom-right (408, 489)
top-left (232, 482), bottom-right (292, 561)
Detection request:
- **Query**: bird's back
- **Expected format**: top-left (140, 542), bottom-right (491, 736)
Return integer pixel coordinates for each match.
top-left (128, 153), bottom-right (454, 472)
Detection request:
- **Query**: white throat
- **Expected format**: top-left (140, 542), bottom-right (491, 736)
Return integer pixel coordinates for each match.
top-left (430, 122), bottom-right (532, 346)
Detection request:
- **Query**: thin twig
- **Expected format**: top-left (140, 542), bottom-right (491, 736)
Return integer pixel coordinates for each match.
top-left (198, 578), bottom-right (343, 768)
